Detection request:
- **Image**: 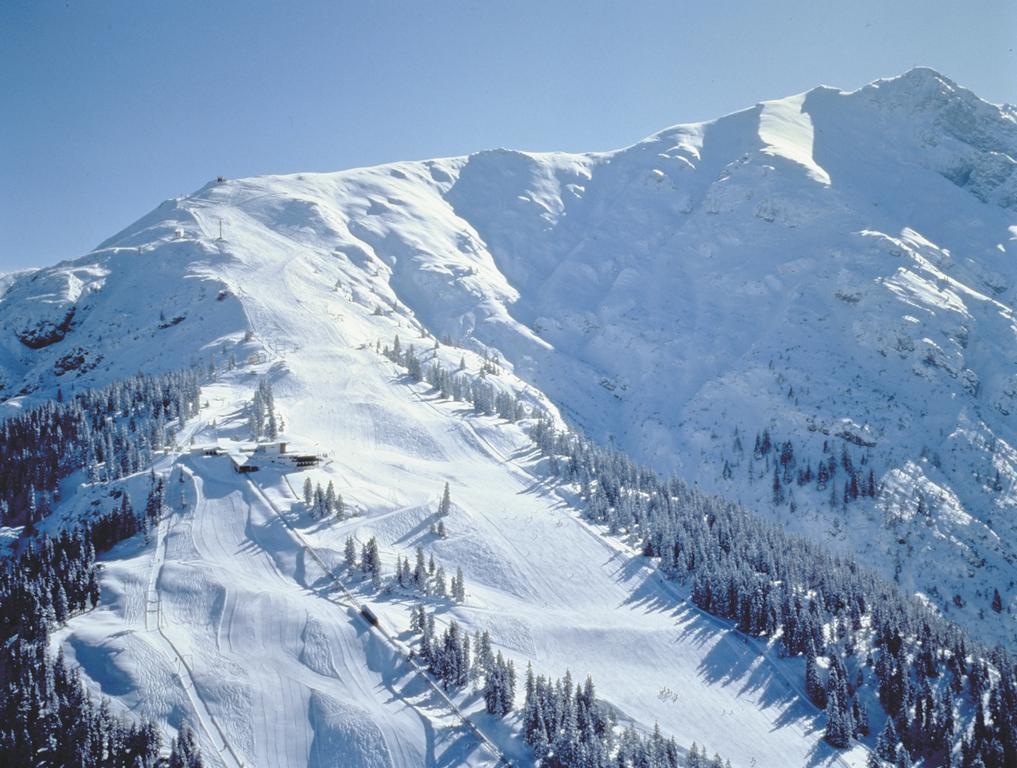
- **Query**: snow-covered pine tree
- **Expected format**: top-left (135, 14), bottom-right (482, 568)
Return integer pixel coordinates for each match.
top-left (413, 546), bottom-right (427, 589)
top-left (324, 481), bottom-right (336, 516)
top-left (343, 536), bottom-right (357, 568)
top-left (438, 482), bottom-right (451, 517)
top-left (452, 566), bottom-right (466, 602)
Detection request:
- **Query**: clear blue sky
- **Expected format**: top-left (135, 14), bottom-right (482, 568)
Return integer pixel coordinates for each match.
top-left (2, 0), bottom-right (1014, 270)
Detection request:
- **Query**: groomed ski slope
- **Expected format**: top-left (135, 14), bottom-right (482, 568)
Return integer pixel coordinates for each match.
top-left (56, 224), bottom-right (868, 767)
top-left (59, 452), bottom-right (495, 767)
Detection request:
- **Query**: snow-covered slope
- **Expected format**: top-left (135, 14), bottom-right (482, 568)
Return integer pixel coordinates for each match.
top-left (31, 219), bottom-right (864, 766)
top-left (2, 67), bottom-right (1016, 764)
top-left (54, 323), bottom-right (857, 766)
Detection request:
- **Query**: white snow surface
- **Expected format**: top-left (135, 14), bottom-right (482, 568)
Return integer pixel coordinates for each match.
top-left (3, 67), bottom-right (1016, 765)
top-left (46, 272), bottom-right (861, 767)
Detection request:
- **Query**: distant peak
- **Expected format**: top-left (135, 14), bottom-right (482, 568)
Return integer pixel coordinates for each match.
top-left (891, 66), bottom-right (957, 88)
top-left (859, 66), bottom-right (966, 103)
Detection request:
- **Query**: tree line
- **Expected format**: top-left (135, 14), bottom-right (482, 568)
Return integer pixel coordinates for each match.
top-left (382, 334), bottom-right (529, 421)
top-left (407, 605), bottom-right (730, 767)
top-left (530, 416), bottom-right (1017, 767)
top-left (0, 369), bottom-right (200, 526)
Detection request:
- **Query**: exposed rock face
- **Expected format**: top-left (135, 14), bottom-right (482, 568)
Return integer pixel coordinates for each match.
top-left (17, 305), bottom-right (75, 349)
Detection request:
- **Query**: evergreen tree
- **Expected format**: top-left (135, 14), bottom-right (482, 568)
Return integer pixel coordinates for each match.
top-left (168, 722), bottom-right (204, 768)
top-left (343, 536), bottom-right (357, 568)
top-left (435, 566), bottom-right (447, 598)
top-left (360, 537), bottom-right (382, 584)
top-left (324, 481), bottom-right (336, 516)
top-left (452, 566), bottom-right (466, 602)
top-left (806, 647), bottom-right (827, 708)
top-left (438, 482), bottom-right (451, 517)
top-left (876, 719), bottom-right (900, 761)
top-left (772, 466), bottom-right (784, 504)
top-left (824, 688), bottom-right (852, 748)
top-left (413, 546), bottom-right (427, 589)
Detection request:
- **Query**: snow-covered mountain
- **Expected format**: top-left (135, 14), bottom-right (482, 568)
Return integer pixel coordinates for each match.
top-left (4, 67), bottom-right (1015, 647)
top-left (2, 67), bottom-right (1016, 766)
